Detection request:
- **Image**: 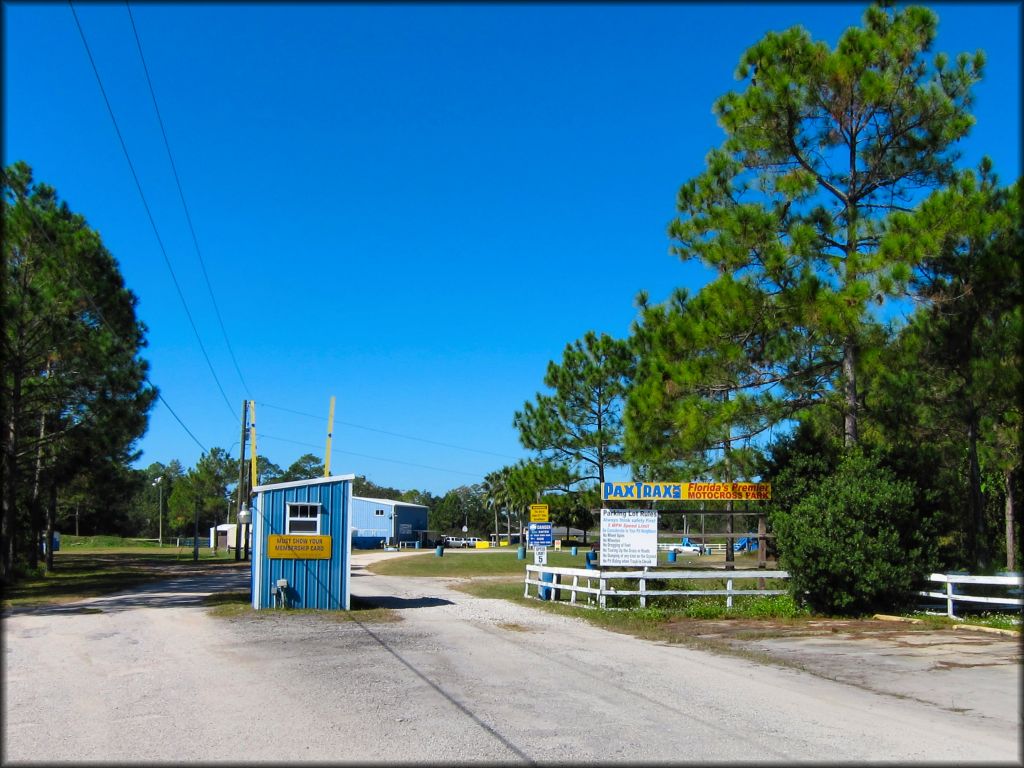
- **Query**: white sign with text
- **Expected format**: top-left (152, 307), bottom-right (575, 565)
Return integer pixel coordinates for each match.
top-left (599, 509), bottom-right (658, 567)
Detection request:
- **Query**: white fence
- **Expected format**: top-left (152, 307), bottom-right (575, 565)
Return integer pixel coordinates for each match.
top-left (524, 565), bottom-right (789, 609)
top-left (916, 573), bottom-right (1023, 618)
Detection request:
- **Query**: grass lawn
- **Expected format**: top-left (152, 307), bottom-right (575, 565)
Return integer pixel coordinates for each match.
top-left (2, 539), bottom-right (246, 610)
top-left (365, 546), bottom-right (738, 578)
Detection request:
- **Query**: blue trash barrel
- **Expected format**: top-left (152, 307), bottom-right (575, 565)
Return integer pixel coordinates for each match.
top-left (539, 571), bottom-right (554, 600)
top-left (571, 546), bottom-right (578, 556)
top-left (517, 546), bottom-right (526, 560)
top-left (435, 546), bottom-right (444, 557)
top-left (585, 551), bottom-right (598, 570)
top-left (415, 541), bottom-right (421, 549)
top-left (667, 550), bottom-right (677, 564)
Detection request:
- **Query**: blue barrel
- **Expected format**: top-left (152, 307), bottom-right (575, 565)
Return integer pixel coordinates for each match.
top-left (585, 551), bottom-right (598, 570)
top-left (667, 550), bottom-right (677, 564)
top-left (571, 546), bottom-right (578, 556)
top-left (539, 571), bottom-right (554, 600)
top-left (517, 546), bottom-right (526, 560)
top-left (415, 541), bottom-right (421, 549)
top-left (435, 545), bottom-right (444, 557)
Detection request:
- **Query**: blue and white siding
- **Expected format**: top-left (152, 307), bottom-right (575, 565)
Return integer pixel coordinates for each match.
top-left (251, 475), bottom-right (354, 610)
top-left (350, 496), bottom-right (429, 548)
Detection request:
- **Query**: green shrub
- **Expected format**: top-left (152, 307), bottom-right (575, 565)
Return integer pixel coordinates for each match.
top-left (773, 450), bottom-right (934, 616)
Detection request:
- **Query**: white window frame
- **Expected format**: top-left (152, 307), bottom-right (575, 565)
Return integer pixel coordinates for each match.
top-left (374, 509), bottom-right (386, 517)
top-left (286, 502), bottom-right (322, 535)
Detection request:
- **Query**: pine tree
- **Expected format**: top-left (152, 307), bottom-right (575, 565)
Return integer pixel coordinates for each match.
top-left (668, 4), bottom-right (983, 447)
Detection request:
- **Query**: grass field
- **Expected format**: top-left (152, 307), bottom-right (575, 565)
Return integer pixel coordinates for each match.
top-left (365, 546), bottom-right (749, 578)
top-left (7, 540), bottom-right (1017, 634)
top-left (2, 536), bottom-right (246, 610)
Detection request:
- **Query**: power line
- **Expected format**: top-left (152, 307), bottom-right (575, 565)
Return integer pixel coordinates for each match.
top-left (260, 433), bottom-right (484, 479)
top-left (124, 2), bottom-right (251, 397)
top-left (259, 402), bottom-right (522, 460)
top-left (69, 1), bottom-right (237, 424)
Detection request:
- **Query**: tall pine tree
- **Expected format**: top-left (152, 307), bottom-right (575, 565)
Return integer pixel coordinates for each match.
top-left (668, 3), bottom-right (983, 447)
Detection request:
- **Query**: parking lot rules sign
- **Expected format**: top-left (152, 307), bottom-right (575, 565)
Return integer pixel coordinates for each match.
top-left (599, 509), bottom-right (658, 567)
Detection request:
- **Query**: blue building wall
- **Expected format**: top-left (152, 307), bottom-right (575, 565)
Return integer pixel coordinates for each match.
top-left (251, 475), bottom-right (353, 610)
top-left (350, 497), bottom-right (429, 548)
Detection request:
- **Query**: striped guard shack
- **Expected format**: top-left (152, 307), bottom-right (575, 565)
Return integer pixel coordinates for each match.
top-left (250, 474), bottom-right (354, 610)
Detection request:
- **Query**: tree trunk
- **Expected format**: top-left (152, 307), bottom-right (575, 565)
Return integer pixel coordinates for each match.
top-left (966, 412), bottom-right (988, 571)
top-left (725, 503), bottom-right (734, 570)
top-left (842, 339), bottom-right (858, 447)
top-left (1005, 468), bottom-right (1017, 572)
top-left (2, 370), bottom-right (22, 581)
top-left (28, 408), bottom-right (48, 571)
top-left (45, 479), bottom-right (56, 572)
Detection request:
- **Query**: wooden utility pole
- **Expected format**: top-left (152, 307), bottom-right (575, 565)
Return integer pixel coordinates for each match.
top-left (234, 400), bottom-right (248, 561)
top-left (192, 499), bottom-right (199, 562)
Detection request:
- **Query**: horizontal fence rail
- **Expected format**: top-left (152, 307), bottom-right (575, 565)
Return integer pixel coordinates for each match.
top-left (524, 565), bottom-right (789, 609)
top-left (916, 573), bottom-right (1023, 618)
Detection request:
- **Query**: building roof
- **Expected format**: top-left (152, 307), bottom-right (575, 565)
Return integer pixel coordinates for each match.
top-left (252, 474), bottom-right (356, 493)
top-left (353, 496), bottom-right (429, 509)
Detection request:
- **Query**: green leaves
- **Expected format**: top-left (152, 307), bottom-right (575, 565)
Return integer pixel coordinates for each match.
top-left (514, 331), bottom-right (633, 486)
top-left (772, 449), bottom-right (932, 615)
top-left (3, 162), bottom-right (155, 575)
top-left (665, 3), bottom-right (985, 449)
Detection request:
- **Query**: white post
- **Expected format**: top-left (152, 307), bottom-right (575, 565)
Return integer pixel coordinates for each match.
top-left (726, 578), bottom-right (734, 610)
top-left (640, 567), bottom-right (647, 608)
top-left (524, 567), bottom-right (531, 598)
top-left (946, 579), bottom-right (955, 618)
top-left (571, 575), bottom-right (578, 605)
top-left (599, 576), bottom-right (607, 608)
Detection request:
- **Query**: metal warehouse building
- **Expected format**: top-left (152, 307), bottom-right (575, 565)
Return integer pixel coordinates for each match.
top-left (350, 496), bottom-right (429, 549)
top-left (251, 475), bottom-right (354, 610)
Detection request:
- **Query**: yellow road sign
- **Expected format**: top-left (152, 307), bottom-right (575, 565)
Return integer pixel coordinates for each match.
top-left (529, 503), bottom-right (549, 522)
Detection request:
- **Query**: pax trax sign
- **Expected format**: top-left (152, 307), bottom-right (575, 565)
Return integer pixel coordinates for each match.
top-left (527, 522), bottom-right (553, 546)
top-left (602, 482), bottom-right (772, 502)
top-left (529, 503), bottom-right (549, 522)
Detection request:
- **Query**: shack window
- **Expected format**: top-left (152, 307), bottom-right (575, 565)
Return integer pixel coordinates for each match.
top-left (286, 502), bottom-right (321, 534)
top-left (374, 509), bottom-right (385, 516)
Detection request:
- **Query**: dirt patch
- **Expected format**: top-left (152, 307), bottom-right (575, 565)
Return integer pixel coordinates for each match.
top-left (662, 616), bottom-right (940, 643)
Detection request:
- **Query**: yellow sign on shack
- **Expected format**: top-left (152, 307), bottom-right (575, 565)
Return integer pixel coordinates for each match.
top-left (529, 503), bottom-right (549, 522)
top-left (267, 534), bottom-right (332, 559)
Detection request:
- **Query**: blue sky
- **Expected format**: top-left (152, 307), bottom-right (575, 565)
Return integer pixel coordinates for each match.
top-left (3, 2), bottom-right (1020, 496)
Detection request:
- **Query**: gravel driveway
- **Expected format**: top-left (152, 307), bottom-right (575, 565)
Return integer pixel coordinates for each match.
top-left (3, 551), bottom-right (1020, 763)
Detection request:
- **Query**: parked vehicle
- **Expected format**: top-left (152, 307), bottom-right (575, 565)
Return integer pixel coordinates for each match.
top-left (464, 537), bottom-right (482, 548)
top-left (444, 536), bottom-right (466, 548)
top-left (673, 538), bottom-right (704, 556)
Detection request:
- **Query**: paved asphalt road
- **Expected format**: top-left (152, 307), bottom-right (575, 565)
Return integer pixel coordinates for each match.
top-left (3, 552), bottom-right (1021, 764)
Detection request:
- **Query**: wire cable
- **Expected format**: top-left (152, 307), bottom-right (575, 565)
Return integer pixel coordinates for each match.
top-left (124, 2), bottom-right (251, 397)
top-left (259, 402), bottom-right (522, 460)
top-left (260, 433), bottom-right (484, 479)
top-left (69, 0), bottom-right (237, 424)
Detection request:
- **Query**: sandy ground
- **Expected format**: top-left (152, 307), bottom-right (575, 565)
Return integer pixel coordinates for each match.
top-left (2, 550), bottom-right (1020, 764)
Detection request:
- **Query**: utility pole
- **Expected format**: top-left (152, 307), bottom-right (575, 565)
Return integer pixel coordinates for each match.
top-left (193, 499), bottom-right (199, 562)
top-left (235, 400), bottom-right (248, 561)
top-left (152, 477), bottom-right (163, 547)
